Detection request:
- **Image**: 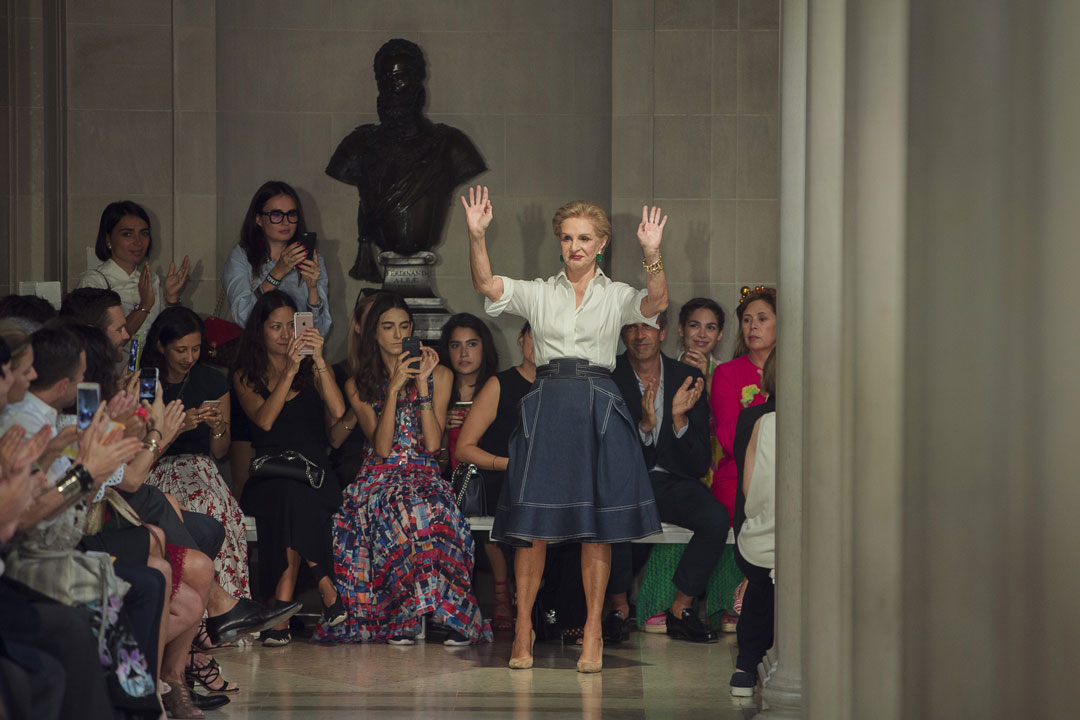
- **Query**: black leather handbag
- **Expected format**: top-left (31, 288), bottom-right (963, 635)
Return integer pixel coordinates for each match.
top-left (449, 463), bottom-right (487, 516)
top-left (249, 451), bottom-right (325, 489)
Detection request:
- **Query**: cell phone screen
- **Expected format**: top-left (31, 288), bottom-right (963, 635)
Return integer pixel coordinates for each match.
top-left (77, 383), bottom-right (100, 430)
top-left (139, 367), bottom-right (158, 402)
top-left (127, 336), bottom-right (139, 372)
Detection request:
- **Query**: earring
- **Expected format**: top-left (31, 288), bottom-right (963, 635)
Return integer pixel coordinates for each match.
top-left (596, 251), bottom-right (604, 264)
top-left (559, 254), bottom-right (563, 262)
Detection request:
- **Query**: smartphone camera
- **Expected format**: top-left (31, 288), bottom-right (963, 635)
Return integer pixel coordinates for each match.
top-left (76, 382), bottom-right (101, 430)
top-left (293, 312), bottom-right (314, 356)
top-left (139, 367), bottom-right (158, 402)
top-left (401, 336), bottom-right (422, 367)
top-left (299, 231), bottom-right (316, 260)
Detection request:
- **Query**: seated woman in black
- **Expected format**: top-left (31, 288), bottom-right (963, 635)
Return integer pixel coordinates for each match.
top-left (232, 290), bottom-right (346, 646)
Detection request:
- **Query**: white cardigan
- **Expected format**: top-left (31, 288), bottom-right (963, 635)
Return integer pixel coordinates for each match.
top-left (737, 412), bottom-right (775, 573)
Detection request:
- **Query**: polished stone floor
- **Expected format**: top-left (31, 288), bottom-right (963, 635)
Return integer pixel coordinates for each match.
top-left (208, 625), bottom-right (759, 719)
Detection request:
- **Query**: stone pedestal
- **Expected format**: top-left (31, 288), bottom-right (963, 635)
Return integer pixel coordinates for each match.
top-left (378, 251), bottom-right (450, 340)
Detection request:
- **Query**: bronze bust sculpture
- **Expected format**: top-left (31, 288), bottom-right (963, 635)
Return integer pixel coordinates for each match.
top-left (327, 39), bottom-right (487, 282)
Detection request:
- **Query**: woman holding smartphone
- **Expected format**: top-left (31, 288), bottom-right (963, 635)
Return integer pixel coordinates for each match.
top-left (233, 291), bottom-right (346, 646)
top-left (315, 293), bottom-right (491, 646)
top-left (140, 307), bottom-right (249, 604)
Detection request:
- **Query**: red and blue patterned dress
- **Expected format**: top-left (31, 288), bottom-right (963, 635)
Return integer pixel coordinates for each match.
top-left (315, 378), bottom-right (492, 644)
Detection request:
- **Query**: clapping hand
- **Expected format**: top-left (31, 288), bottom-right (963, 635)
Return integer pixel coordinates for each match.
top-left (164, 256), bottom-right (191, 302)
top-left (461, 185), bottom-right (494, 237)
top-left (637, 205), bottom-right (668, 257)
top-left (671, 376), bottom-right (705, 419)
top-left (138, 263), bottom-right (156, 310)
top-left (680, 349), bottom-right (709, 376)
top-left (639, 378), bottom-right (658, 434)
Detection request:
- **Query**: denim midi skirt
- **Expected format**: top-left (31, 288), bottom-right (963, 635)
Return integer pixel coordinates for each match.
top-left (491, 358), bottom-right (662, 547)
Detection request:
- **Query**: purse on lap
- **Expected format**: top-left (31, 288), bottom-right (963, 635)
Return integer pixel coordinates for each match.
top-left (449, 462), bottom-right (487, 517)
top-left (249, 450), bottom-right (325, 489)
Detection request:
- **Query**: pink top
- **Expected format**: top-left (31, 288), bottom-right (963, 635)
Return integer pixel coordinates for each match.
top-left (709, 355), bottom-right (766, 518)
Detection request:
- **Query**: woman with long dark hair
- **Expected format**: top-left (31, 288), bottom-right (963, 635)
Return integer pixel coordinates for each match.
top-left (436, 312), bottom-right (498, 470)
top-left (232, 290), bottom-right (346, 646)
top-left (141, 307), bottom-right (249, 603)
top-left (316, 293), bottom-right (491, 646)
top-left (222, 181), bottom-right (330, 334)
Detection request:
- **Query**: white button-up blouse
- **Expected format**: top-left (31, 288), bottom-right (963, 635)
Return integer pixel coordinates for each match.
top-left (484, 268), bottom-right (657, 371)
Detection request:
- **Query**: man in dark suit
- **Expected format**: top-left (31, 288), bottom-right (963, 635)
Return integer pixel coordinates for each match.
top-left (603, 311), bottom-right (728, 644)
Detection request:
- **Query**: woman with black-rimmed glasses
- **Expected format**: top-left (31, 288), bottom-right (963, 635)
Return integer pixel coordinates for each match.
top-left (222, 180), bottom-right (331, 335)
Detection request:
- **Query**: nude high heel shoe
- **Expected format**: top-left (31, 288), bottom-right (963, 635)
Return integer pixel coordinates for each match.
top-left (508, 629), bottom-right (536, 669)
top-left (577, 639), bottom-right (603, 673)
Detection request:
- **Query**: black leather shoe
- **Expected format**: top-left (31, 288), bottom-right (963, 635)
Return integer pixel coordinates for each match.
top-left (206, 598), bottom-right (302, 645)
top-left (602, 610), bottom-right (631, 645)
top-left (192, 692), bottom-right (231, 711)
top-left (665, 608), bottom-right (718, 643)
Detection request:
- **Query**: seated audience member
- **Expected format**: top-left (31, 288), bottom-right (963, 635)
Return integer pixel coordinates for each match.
top-left (315, 293), bottom-right (491, 646)
top-left (0, 321), bottom-right (37, 406)
top-left (729, 350), bottom-right (776, 698)
top-left (223, 180), bottom-right (331, 334)
top-left (141, 307), bottom-right (249, 600)
top-left (710, 287), bottom-right (776, 517)
top-left (0, 325), bottom-right (172, 716)
top-left (0, 293), bottom-right (57, 330)
top-left (0, 410), bottom-right (131, 720)
top-left (64, 321), bottom-right (295, 684)
top-left (233, 290), bottom-right (346, 647)
top-left (602, 311), bottom-right (723, 644)
top-left (327, 290), bottom-right (383, 486)
top-left (77, 200), bottom-right (190, 347)
top-left (455, 321), bottom-right (535, 632)
top-left (60, 287), bottom-right (132, 365)
top-left (436, 312), bottom-right (498, 470)
top-left (636, 296), bottom-right (743, 633)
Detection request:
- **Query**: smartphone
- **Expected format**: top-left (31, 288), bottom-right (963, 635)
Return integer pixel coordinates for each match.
top-left (200, 399), bottom-right (220, 408)
top-left (453, 401), bottom-right (473, 407)
top-left (401, 336), bottom-right (422, 366)
top-left (76, 382), bottom-right (101, 430)
top-left (127, 336), bottom-right (139, 372)
top-left (139, 367), bottom-right (158, 402)
top-left (299, 231), bottom-right (316, 259)
top-left (293, 312), bottom-right (314, 355)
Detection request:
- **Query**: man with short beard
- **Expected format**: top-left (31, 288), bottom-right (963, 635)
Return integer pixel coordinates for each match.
top-left (326, 38), bottom-right (487, 281)
top-left (59, 287), bottom-right (130, 362)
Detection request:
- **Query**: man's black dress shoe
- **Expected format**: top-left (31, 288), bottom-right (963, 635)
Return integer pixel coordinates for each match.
top-left (192, 692), bottom-right (231, 711)
top-left (665, 608), bottom-right (718, 643)
top-left (205, 598), bottom-right (301, 645)
top-left (602, 610), bottom-right (631, 644)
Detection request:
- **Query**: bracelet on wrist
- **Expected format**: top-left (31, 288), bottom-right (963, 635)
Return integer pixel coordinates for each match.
top-left (416, 395), bottom-right (433, 404)
top-left (211, 423), bottom-right (228, 439)
top-left (418, 401), bottom-right (433, 411)
top-left (309, 300), bottom-right (324, 310)
top-left (143, 438), bottom-right (161, 455)
top-left (642, 254), bottom-right (664, 274)
top-left (133, 304), bottom-right (150, 314)
top-left (145, 428), bottom-right (162, 440)
top-left (265, 273), bottom-right (282, 287)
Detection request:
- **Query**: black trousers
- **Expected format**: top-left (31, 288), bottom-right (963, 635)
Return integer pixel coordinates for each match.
top-left (733, 544), bottom-right (774, 674)
top-left (608, 470), bottom-right (730, 599)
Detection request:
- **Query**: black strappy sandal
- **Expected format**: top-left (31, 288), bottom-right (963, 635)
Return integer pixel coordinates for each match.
top-left (186, 649), bottom-right (240, 693)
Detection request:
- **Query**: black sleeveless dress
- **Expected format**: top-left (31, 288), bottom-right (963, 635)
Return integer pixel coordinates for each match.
top-left (479, 366), bottom-right (533, 512)
top-left (241, 384), bottom-right (342, 594)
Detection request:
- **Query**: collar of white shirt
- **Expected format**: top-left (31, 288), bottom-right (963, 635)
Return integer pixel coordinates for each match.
top-left (553, 267), bottom-right (612, 289)
top-left (0, 391), bottom-right (59, 436)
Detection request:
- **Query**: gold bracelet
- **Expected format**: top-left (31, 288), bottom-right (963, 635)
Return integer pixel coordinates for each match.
top-left (642, 255), bottom-right (664, 274)
top-left (211, 423), bottom-right (228, 439)
top-left (143, 438), bottom-right (161, 455)
top-left (315, 365), bottom-right (329, 373)
top-left (418, 401), bottom-right (433, 411)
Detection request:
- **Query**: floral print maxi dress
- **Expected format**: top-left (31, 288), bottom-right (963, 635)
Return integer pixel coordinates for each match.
top-left (315, 379), bottom-right (492, 644)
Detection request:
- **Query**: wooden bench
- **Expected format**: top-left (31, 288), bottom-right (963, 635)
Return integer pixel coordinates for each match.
top-left (243, 516), bottom-right (733, 544)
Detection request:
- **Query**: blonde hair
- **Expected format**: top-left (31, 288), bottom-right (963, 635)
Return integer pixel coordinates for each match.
top-left (551, 201), bottom-right (612, 243)
top-left (0, 320), bottom-right (30, 365)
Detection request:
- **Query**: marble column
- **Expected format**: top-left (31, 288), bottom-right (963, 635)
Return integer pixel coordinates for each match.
top-left (757, 0), bottom-right (807, 715)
